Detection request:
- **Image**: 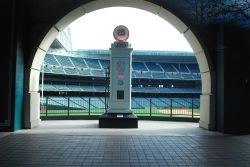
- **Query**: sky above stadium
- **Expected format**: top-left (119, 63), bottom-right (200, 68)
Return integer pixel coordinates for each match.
top-left (69, 7), bottom-right (193, 52)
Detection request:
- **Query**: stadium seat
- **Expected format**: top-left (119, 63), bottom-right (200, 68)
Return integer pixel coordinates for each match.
top-left (132, 62), bottom-right (148, 71)
top-left (44, 54), bottom-right (60, 66)
top-left (50, 66), bottom-right (65, 74)
top-left (99, 59), bottom-right (110, 69)
top-left (56, 56), bottom-right (74, 67)
top-left (64, 68), bottom-right (79, 75)
top-left (91, 70), bottom-right (105, 77)
top-left (145, 62), bottom-right (163, 72)
top-left (70, 57), bottom-right (88, 68)
top-left (186, 64), bottom-right (200, 73)
top-left (159, 63), bottom-right (178, 72)
top-left (85, 58), bottom-right (101, 69)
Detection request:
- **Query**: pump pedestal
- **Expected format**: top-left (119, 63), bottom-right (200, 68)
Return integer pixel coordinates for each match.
top-left (99, 113), bottom-right (138, 128)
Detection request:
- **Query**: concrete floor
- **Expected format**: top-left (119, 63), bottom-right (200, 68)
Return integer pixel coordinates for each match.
top-left (1, 120), bottom-right (250, 166)
top-left (16, 120), bottom-right (221, 136)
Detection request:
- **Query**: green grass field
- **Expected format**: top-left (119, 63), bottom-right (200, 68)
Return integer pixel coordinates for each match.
top-left (40, 108), bottom-right (200, 118)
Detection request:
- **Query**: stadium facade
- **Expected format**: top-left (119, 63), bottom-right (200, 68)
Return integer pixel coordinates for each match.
top-left (40, 41), bottom-right (201, 119)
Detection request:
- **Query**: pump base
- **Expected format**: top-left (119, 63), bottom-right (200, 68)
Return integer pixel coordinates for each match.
top-left (99, 113), bottom-right (138, 128)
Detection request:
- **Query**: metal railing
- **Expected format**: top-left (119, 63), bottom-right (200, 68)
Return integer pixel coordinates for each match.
top-left (40, 96), bottom-right (200, 119)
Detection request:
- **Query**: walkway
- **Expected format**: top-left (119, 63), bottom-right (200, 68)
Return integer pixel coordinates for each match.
top-left (0, 120), bottom-right (250, 167)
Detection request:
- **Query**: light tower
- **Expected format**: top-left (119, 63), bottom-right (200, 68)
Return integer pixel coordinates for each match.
top-left (99, 25), bottom-right (138, 128)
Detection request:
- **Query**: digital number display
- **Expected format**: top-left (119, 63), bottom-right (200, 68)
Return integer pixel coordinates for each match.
top-left (117, 74), bottom-right (125, 79)
top-left (117, 90), bottom-right (124, 100)
top-left (116, 60), bottom-right (125, 72)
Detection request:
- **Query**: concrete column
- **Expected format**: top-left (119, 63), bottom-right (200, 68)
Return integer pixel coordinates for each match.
top-left (199, 94), bottom-right (215, 130)
top-left (24, 91), bottom-right (41, 129)
top-left (24, 67), bottom-right (41, 129)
